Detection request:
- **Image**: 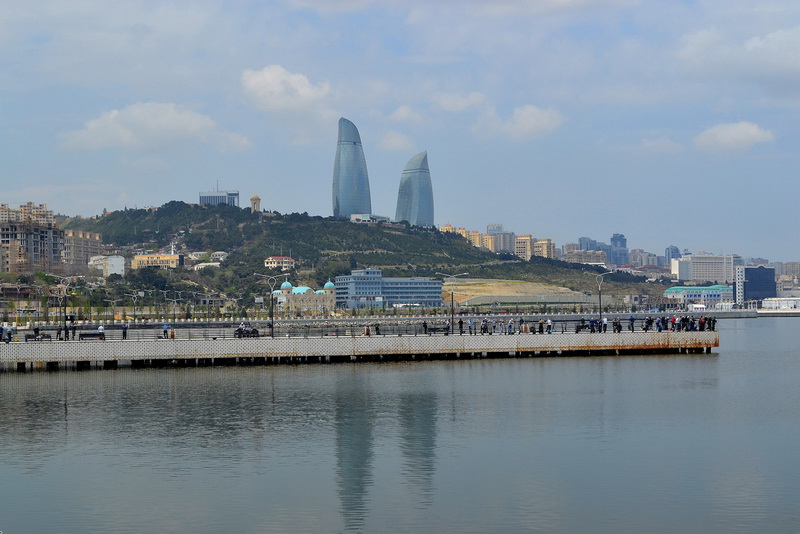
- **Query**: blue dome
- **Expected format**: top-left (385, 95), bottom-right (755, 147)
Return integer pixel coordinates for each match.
top-left (324, 280), bottom-right (335, 289)
top-left (315, 290), bottom-right (326, 294)
top-left (292, 286), bottom-right (312, 294)
top-left (280, 281), bottom-right (292, 290)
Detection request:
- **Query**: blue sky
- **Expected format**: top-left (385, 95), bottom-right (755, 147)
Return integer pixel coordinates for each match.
top-left (3, 0), bottom-right (799, 261)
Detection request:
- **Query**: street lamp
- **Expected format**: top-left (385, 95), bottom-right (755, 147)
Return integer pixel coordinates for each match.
top-left (254, 272), bottom-right (290, 337)
top-left (595, 270), bottom-right (613, 328)
top-left (436, 271), bottom-right (469, 335)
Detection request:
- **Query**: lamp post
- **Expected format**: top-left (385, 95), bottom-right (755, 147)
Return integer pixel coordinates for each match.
top-left (595, 270), bottom-right (613, 327)
top-left (436, 271), bottom-right (468, 335)
top-left (254, 273), bottom-right (290, 337)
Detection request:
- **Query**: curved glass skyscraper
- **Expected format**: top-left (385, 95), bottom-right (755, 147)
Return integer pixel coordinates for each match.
top-left (394, 151), bottom-right (434, 227)
top-left (332, 118), bottom-right (372, 219)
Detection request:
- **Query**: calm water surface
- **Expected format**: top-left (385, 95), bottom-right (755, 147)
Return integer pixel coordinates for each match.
top-left (1, 318), bottom-right (799, 533)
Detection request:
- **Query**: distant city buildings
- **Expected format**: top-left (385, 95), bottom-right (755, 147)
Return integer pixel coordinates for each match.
top-left (199, 190), bottom-right (240, 207)
top-left (332, 118), bottom-right (372, 219)
top-left (334, 268), bottom-right (442, 309)
top-left (394, 151), bottom-right (434, 227)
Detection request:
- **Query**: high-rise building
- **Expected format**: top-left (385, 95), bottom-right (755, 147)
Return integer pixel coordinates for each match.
top-left (671, 254), bottom-right (743, 283)
top-left (610, 233), bottom-right (629, 266)
top-left (734, 265), bottom-right (777, 305)
top-left (515, 235), bottom-right (534, 261)
top-left (332, 117), bottom-right (372, 219)
top-left (665, 245), bottom-right (681, 263)
top-left (394, 151), bottom-right (434, 227)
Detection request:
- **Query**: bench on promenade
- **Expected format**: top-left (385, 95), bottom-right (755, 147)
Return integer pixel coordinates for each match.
top-left (78, 332), bottom-right (105, 341)
top-left (24, 333), bottom-right (53, 341)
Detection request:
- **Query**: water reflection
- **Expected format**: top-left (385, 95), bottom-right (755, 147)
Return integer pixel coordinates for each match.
top-left (1, 321), bottom-right (800, 533)
top-left (334, 372), bottom-right (375, 532)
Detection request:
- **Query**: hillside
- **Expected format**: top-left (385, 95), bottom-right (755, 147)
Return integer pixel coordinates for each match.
top-left (60, 201), bottom-right (662, 299)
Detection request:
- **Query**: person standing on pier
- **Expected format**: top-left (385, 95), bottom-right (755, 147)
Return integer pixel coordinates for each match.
top-left (162, 324), bottom-right (170, 338)
top-left (121, 323), bottom-right (128, 340)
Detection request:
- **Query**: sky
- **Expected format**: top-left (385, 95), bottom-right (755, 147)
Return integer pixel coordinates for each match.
top-left (3, 0), bottom-right (800, 261)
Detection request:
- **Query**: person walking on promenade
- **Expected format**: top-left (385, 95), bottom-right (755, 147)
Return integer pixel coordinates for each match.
top-left (71, 324), bottom-right (77, 340)
top-left (422, 321), bottom-right (428, 335)
top-left (162, 323), bottom-right (170, 338)
top-left (121, 323), bottom-right (128, 340)
top-left (458, 318), bottom-right (464, 335)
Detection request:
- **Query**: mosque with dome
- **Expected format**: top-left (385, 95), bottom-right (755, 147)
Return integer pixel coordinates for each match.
top-left (271, 279), bottom-right (336, 317)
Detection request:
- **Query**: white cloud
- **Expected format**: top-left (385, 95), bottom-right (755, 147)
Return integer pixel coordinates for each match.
top-left (388, 105), bottom-right (423, 123)
top-left (677, 26), bottom-right (800, 96)
top-left (60, 102), bottom-right (251, 152)
top-left (242, 65), bottom-right (331, 111)
top-left (432, 91), bottom-right (486, 112)
top-left (475, 105), bottom-right (564, 140)
top-left (380, 131), bottom-right (414, 151)
top-left (693, 121), bottom-right (774, 152)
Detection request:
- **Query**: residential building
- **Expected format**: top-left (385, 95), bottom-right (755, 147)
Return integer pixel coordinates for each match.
top-left (515, 234), bottom-right (534, 261)
top-left (63, 230), bottom-right (103, 274)
top-left (264, 256), bottom-right (296, 271)
top-left (533, 238), bottom-right (556, 259)
top-left (334, 268), bottom-right (442, 309)
top-left (0, 203), bottom-right (64, 274)
top-left (734, 265), bottom-right (777, 305)
top-left (332, 117), bottom-right (372, 219)
top-left (492, 231), bottom-right (516, 253)
top-left (395, 151), bottom-right (434, 227)
top-left (665, 245), bottom-right (681, 263)
top-left (199, 190), bottom-right (239, 207)
top-left (131, 253), bottom-right (184, 270)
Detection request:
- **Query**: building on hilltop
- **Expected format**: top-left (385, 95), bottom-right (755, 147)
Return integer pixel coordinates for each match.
top-left (335, 268), bottom-right (443, 309)
top-left (394, 151), bottom-right (434, 227)
top-left (515, 234), bottom-right (534, 261)
top-left (332, 117), bottom-right (372, 219)
top-left (200, 190), bottom-right (239, 207)
top-left (0, 203), bottom-right (64, 274)
top-left (264, 256), bottom-right (295, 271)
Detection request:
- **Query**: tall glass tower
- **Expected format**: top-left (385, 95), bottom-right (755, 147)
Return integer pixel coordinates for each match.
top-left (332, 118), bottom-right (372, 219)
top-left (394, 151), bottom-right (434, 227)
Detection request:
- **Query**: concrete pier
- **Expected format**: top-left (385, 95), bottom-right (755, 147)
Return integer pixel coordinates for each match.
top-left (0, 330), bottom-right (719, 371)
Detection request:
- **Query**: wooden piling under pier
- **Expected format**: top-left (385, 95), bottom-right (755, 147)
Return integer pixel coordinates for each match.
top-left (0, 331), bottom-right (719, 372)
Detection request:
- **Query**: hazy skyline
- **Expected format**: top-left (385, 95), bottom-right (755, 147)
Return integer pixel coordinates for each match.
top-left (3, 1), bottom-right (799, 260)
